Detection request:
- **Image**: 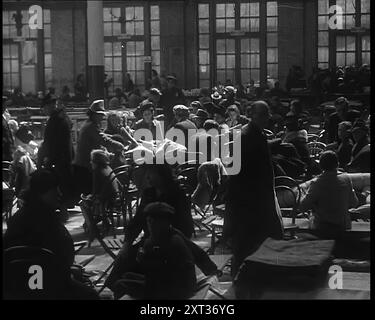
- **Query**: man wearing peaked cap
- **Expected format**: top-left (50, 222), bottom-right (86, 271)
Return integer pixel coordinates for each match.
top-left (191, 109), bottom-right (209, 129)
top-left (89, 99), bottom-right (106, 114)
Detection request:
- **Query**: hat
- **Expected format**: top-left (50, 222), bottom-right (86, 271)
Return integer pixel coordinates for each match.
top-left (29, 169), bottom-right (59, 195)
top-left (167, 75), bottom-right (177, 82)
top-left (334, 96), bottom-right (349, 106)
top-left (90, 149), bottom-right (111, 166)
top-left (351, 119), bottom-right (369, 134)
top-left (143, 202), bottom-right (175, 219)
top-left (193, 109), bottom-right (209, 120)
top-left (211, 92), bottom-right (222, 101)
top-left (190, 101), bottom-right (202, 109)
top-left (149, 88), bottom-right (162, 96)
top-left (224, 86), bottom-right (237, 94)
top-left (89, 100), bottom-right (106, 114)
top-left (139, 100), bottom-right (155, 113)
top-left (173, 105), bottom-right (189, 117)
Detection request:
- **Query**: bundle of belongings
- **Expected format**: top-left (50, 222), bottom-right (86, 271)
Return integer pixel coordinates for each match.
top-left (234, 236), bottom-right (335, 299)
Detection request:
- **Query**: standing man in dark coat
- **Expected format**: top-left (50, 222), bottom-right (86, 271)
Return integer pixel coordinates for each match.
top-left (225, 100), bottom-right (284, 278)
top-left (2, 97), bottom-right (14, 161)
top-left (38, 98), bottom-right (75, 209)
top-left (160, 75), bottom-right (186, 129)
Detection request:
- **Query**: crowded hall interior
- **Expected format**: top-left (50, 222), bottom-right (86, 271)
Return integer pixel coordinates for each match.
top-left (2, 0), bottom-right (371, 300)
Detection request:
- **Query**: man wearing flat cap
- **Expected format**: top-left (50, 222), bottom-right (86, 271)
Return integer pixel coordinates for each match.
top-left (160, 75), bottom-right (186, 129)
top-left (191, 108), bottom-right (209, 129)
top-left (73, 100), bottom-right (126, 194)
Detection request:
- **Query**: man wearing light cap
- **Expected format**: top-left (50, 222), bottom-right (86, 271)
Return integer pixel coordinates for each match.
top-left (168, 104), bottom-right (197, 148)
top-left (73, 100), bottom-right (126, 194)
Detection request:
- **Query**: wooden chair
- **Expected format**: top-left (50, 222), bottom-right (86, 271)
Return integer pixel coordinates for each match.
top-left (275, 185), bottom-right (299, 238)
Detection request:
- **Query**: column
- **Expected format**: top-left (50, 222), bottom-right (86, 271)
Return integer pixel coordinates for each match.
top-left (87, 0), bottom-right (104, 101)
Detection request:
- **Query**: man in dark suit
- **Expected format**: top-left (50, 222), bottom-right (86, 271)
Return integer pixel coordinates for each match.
top-left (225, 100), bottom-right (284, 278)
top-left (2, 96), bottom-right (14, 161)
top-left (160, 75), bottom-right (186, 129)
top-left (167, 105), bottom-right (197, 149)
top-left (327, 97), bottom-right (361, 143)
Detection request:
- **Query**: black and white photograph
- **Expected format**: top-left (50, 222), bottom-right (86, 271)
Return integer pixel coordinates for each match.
top-left (2, 0), bottom-right (371, 303)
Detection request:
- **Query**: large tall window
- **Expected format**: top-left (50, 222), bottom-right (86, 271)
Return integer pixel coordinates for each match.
top-left (103, 4), bottom-right (160, 94)
top-left (3, 10), bottom-right (19, 90)
top-left (43, 9), bottom-right (52, 88)
top-left (197, 1), bottom-right (278, 87)
top-left (317, 0), bottom-right (370, 68)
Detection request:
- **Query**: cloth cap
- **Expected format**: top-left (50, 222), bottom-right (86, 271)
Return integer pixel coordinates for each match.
top-left (89, 100), bottom-right (106, 114)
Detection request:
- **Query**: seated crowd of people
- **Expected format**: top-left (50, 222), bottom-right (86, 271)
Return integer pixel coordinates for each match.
top-left (2, 70), bottom-right (370, 299)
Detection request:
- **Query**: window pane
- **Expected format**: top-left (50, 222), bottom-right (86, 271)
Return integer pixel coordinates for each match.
top-left (241, 39), bottom-right (250, 53)
top-left (216, 19), bottom-right (225, 33)
top-left (267, 18), bottom-right (277, 32)
top-left (151, 5), bottom-right (160, 20)
top-left (250, 2), bottom-right (260, 16)
top-left (104, 22), bottom-right (112, 36)
top-left (104, 42), bottom-right (112, 56)
top-left (226, 4), bottom-right (235, 17)
top-left (105, 57), bottom-right (112, 71)
top-left (136, 41), bottom-right (144, 55)
top-left (126, 22), bottom-right (134, 35)
top-left (336, 36), bottom-right (345, 51)
top-left (136, 57), bottom-right (144, 70)
top-left (226, 55), bottom-right (235, 68)
top-left (267, 64), bottom-right (278, 78)
top-left (250, 18), bottom-right (260, 32)
top-left (226, 19), bottom-right (235, 32)
top-left (318, 47), bottom-right (329, 62)
top-left (199, 50), bottom-right (209, 65)
top-left (267, 48), bottom-right (278, 63)
top-left (44, 39), bottom-right (51, 53)
top-left (250, 54), bottom-right (260, 68)
top-left (241, 69), bottom-right (250, 83)
top-left (11, 73), bottom-right (20, 87)
top-left (251, 39), bottom-right (260, 52)
top-left (11, 45), bottom-right (18, 58)
top-left (3, 26), bottom-right (9, 39)
top-left (126, 42), bottom-right (135, 56)
top-left (199, 65), bottom-right (210, 79)
top-left (361, 0), bottom-right (370, 13)
top-left (126, 7), bottom-right (135, 20)
top-left (11, 59), bottom-right (19, 73)
top-left (362, 52), bottom-right (370, 65)
top-left (3, 45), bottom-right (10, 58)
top-left (216, 40), bottom-right (226, 54)
top-left (346, 36), bottom-right (356, 51)
top-left (216, 4), bottom-right (225, 18)
top-left (361, 14), bottom-right (370, 28)
top-left (226, 39), bottom-right (235, 53)
top-left (318, 31), bottom-right (329, 46)
top-left (318, 15), bottom-right (328, 30)
top-left (336, 52), bottom-right (345, 66)
top-left (318, 0), bottom-right (329, 15)
top-left (43, 9), bottom-right (51, 23)
top-left (103, 8), bottom-right (111, 21)
top-left (113, 42), bottom-right (122, 56)
top-left (267, 33), bottom-right (278, 47)
top-left (44, 24), bottom-right (51, 38)
top-left (199, 35), bottom-right (209, 49)
top-left (199, 4), bottom-right (209, 18)
top-left (241, 3), bottom-right (250, 17)
top-left (346, 53), bottom-right (355, 65)
top-left (113, 57), bottom-right (122, 71)
top-left (318, 62), bottom-right (329, 69)
top-left (135, 72), bottom-right (144, 85)
top-left (217, 55), bottom-right (226, 68)
top-left (112, 22), bottom-right (121, 36)
top-left (345, 15), bottom-right (355, 29)
top-left (151, 21), bottom-right (159, 35)
top-left (241, 54), bottom-right (250, 68)
top-left (3, 61), bottom-right (10, 73)
top-left (199, 19), bottom-right (209, 33)
top-left (152, 51), bottom-right (160, 65)
top-left (134, 7), bottom-right (143, 20)
top-left (44, 54), bottom-right (52, 68)
top-left (127, 57), bottom-right (135, 70)
top-left (240, 18), bottom-right (250, 31)
top-left (200, 79), bottom-right (210, 88)
top-left (112, 8), bottom-right (121, 19)
top-left (362, 36), bottom-right (370, 51)
top-left (151, 36), bottom-right (160, 50)
top-left (250, 69), bottom-right (260, 82)
top-left (345, 0), bottom-right (355, 13)
top-left (3, 73), bottom-right (11, 88)
top-left (135, 22), bottom-right (144, 35)
top-left (267, 2), bottom-right (278, 16)
top-left (113, 72), bottom-right (122, 86)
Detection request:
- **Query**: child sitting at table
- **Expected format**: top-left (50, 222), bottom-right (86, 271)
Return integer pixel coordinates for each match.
top-left (299, 151), bottom-right (358, 239)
